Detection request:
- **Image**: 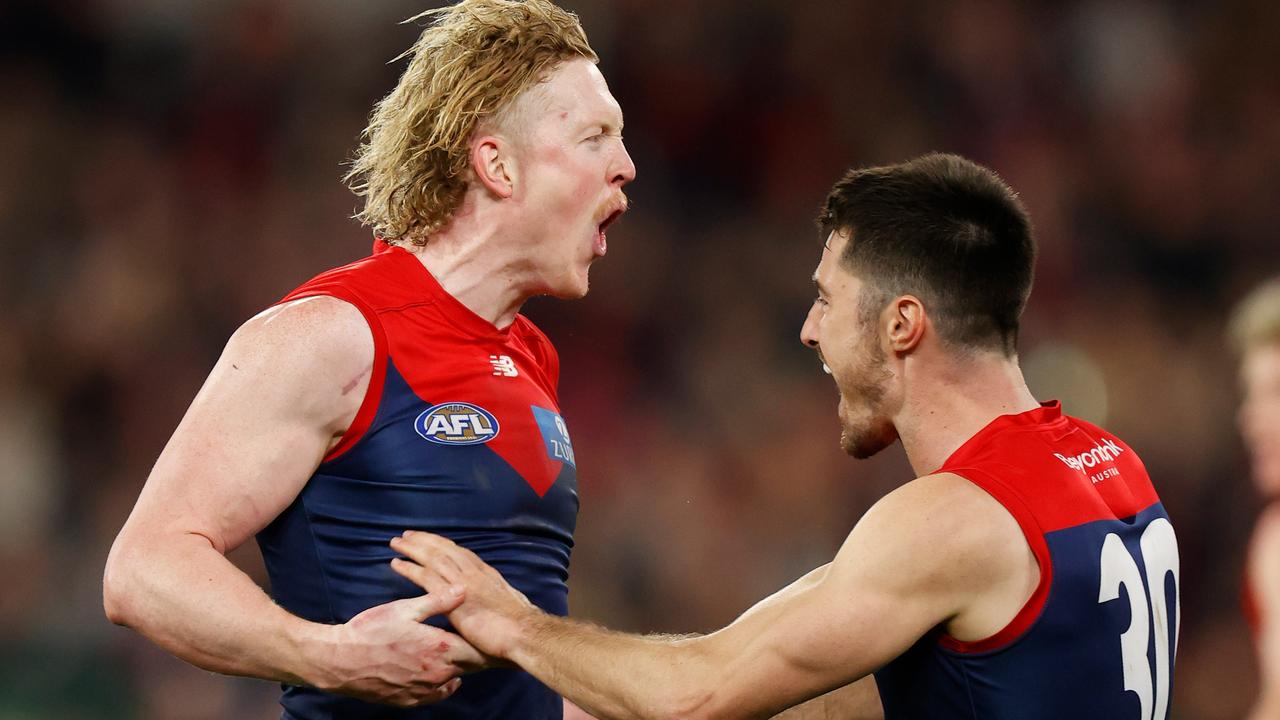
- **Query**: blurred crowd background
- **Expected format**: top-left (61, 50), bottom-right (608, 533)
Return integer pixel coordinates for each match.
top-left (2, 0), bottom-right (1278, 717)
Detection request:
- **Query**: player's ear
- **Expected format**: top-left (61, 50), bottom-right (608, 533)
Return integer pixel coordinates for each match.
top-left (471, 135), bottom-right (516, 199)
top-left (887, 295), bottom-right (926, 353)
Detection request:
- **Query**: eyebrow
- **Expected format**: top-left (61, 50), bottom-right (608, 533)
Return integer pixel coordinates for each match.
top-left (811, 273), bottom-right (828, 296)
top-left (588, 113), bottom-right (624, 133)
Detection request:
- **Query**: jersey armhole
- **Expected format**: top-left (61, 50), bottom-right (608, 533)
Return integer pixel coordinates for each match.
top-left (277, 290), bottom-right (388, 464)
top-left (938, 466), bottom-right (1054, 655)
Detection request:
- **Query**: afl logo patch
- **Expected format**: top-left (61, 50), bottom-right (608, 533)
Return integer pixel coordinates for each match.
top-left (414, 402), bottom-right (500, 445)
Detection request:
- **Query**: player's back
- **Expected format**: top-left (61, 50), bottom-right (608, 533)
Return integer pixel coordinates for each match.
top-left (874, 402), bottom-right (1179, 720)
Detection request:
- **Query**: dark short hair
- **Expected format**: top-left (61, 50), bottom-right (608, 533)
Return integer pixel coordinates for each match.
top-left (817, 153), bottom-right (1035, 355)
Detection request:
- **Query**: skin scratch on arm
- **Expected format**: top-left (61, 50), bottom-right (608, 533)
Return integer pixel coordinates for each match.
top-left (342, 363), bottom-right (373, 396)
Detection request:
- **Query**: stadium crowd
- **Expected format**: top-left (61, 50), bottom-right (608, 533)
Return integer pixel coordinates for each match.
top-left (0, 0), bottom-right (1277, 717)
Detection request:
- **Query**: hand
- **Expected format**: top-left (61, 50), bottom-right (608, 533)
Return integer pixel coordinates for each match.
top-left (309, 590), bottom-right (486, 707)
top-left (563, 697), bottom-right (601, 720)
top-left (390, 531), bottom-right (540, 661)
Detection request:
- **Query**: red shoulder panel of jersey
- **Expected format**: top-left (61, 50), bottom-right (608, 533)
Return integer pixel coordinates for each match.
top-left (939, 401), bottom-right (1159, 533)
top-left (273, 240), bottom-right (563, 478)
top-left (274, 247), bottom-right (417, 463)
top-left (936, 463), bottom-right (1055, 654)
top-left (510, 318), bottom-right (562, 402)
top-left (282, 241), bottom-right (431, 311)
top-left (936, 401), bottom-right (1162, 654)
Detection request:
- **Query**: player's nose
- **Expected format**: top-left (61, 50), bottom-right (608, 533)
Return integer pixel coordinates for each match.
top-left (612, 142), bottom-right (636, 187)
top-left (800, 304), bottom-right (821, 348)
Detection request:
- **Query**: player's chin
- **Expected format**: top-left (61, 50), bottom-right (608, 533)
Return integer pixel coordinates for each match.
top-left (545, 268), bottom-right (592, 300)
top-left (840, 420), bottom-right (897, 459)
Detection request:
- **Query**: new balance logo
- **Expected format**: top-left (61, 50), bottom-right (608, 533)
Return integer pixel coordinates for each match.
top-left (1054, 438), bottom-right (1125, 472)
top-left (489, 355), bottom-right (518, 377)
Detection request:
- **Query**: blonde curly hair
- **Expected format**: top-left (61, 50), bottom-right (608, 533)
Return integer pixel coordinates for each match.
top-left (345, 0), bottom-right (597, 245)
top-left (1230, 279), bottom-right (1280, 353)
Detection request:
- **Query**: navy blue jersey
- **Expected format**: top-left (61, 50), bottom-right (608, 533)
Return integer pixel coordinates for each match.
top-left (874, 403), bottom-right (1179, 720)
top-left (257, 241), bottom-right (578, 719)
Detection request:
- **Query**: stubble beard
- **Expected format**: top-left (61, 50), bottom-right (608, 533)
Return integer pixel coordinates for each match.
top-left (837, 341), bottom-right (898, 459)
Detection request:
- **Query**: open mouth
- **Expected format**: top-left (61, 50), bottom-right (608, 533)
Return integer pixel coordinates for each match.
top-left (594, 207), bottom-right (625, 257)
top-left (817, 351), bottom-right (832, 375)
top-left (598, 208), bottom-right (623, 234)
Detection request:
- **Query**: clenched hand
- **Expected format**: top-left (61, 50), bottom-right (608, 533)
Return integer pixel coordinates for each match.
top-left (313, 589), bottom-right (486, 707)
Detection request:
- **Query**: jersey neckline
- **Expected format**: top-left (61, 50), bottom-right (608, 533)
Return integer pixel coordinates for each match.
top-left (936, 400), bottom-right (1066, 473)
top-left (374, 238), bottom-right (516, 340)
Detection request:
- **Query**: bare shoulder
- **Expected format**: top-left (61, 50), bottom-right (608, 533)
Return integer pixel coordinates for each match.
top-left (834, 473), bottom-right (1030, 602)
top-left (122, 295), bottom-right (377, 550)
top-left (231, 296), bottom-right (372, 370)
top-left (854, 472), bottom-right (1021, 551)
top-left (219, 296), bottom-right (375, 427)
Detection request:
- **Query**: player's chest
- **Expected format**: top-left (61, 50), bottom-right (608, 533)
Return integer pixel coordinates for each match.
top-left (378, 332), bottom-right (575, 498)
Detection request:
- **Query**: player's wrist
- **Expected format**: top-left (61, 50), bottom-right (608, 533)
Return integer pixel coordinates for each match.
top-left (505, 606), bottom-right (555, 667)
top-left (289, 619), bottom-right (344, 690)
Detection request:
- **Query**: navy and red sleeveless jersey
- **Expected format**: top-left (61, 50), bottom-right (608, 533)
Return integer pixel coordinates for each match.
top-left (256, 241), bottom-right (578, 719)
top-left (874, 402), bottom-right (1180, 720)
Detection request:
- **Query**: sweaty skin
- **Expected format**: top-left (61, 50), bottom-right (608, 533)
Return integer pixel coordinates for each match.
top-left (103, 297), bottom-right (482, 706)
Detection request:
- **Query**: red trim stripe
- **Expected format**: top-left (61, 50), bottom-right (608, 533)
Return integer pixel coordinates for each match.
top-left (276, 290), bottom-right (388, 464)
top-left (937, 467), bottom-right (1054, 655)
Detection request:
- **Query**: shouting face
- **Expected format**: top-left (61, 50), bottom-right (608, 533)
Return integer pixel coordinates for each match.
top-left (800, 230), bottom-right (899, 458)
top-left (499, 58), bottom-right (635, 298)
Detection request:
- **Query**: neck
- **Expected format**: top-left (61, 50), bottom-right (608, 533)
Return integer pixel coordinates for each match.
top-left (402, 204), bottom-right (535, 330)
top-left (894, 351), bottom-right (1041, 476)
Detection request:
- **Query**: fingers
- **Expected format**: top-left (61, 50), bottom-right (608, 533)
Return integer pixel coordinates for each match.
top-left (389, 585), bottom-right (464, 622)
top-left (433, 550), bottom-right (469, 581)
top-left (436, 677), bottom-right (462, 699)
top-left (438, 632), bottom-right (489, 670)
top-left (391, 531), bottom-right (476, 582)
top-left (422, 581), bottom-right (464, 616)
top-left (401, 677), bottom-right (462, 707)
top-left (391, 556), bottom-right (455, 598)
top-left (390, 532), bottom-right (471, 589)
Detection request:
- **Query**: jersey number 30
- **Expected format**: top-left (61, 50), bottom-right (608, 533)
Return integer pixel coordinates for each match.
top-left (1098, 518), bottom-right (1180, 720)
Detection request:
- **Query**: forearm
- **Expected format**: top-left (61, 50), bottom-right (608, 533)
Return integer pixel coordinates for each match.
top-left (104, 531), bottom-right (330, 686)
top-left (511, 615), bottom-right (721, 720)
top-left (771, 676), bottom-right (882, 720)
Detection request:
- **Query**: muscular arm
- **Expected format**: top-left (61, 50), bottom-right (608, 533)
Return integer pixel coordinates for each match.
top-left (771, 677), bottom-right (882, 720)
top-left (1248, 507), bottom-right (1280, 720)
top-left (747, 567), bottom-right (882, 720)
top-left (393, 473), bottom-right (1037, 719)
top-left (103, 297), bottom-right (477, 705)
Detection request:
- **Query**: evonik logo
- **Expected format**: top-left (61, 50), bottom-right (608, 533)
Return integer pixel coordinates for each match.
top-left (1054, 438), bottom-right (1124, 472)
